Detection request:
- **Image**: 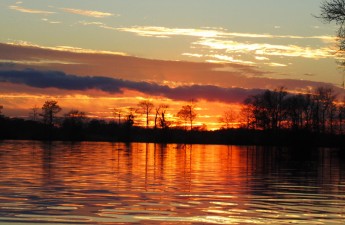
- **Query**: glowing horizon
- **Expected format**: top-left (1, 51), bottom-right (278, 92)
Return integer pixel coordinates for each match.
top-left (0, 0), bottom-right (344, 130)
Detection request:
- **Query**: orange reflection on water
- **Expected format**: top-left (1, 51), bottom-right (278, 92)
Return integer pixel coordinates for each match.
top-left (1, 141), bottom-right (345, 224)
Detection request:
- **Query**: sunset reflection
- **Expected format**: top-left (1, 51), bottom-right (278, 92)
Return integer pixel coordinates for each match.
top-left (0, 141), bottom-right (344, 224)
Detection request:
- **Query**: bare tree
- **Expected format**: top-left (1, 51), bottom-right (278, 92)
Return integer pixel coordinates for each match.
top-left (243, 88), bottom-right (287, 130)
top-left (112, 107), bottom-right (122, 125)
top-left (240, 86), bottom-right (343, 134)
top-left (124, 107), bottom-right (136, 128)
top-left (219, 109), bottom-right (236, 129)
top-left (177, 101), bottom-right (197, 130)
top-left (154, 104), bottom-right (162, 129)
top-left (318, 0), bottom-right (345, 72)
top-left (29, 105), bottom-right (40, 121)
top-left (240, 98), bottom-right (255, 129)
top-left (40, 100), bottom-right (62, 127)
top-left (338, 97), bottom-right (345, 133)
top-left (284, 94), bottom-right (307, 130)
top-left (159, 104), bottom-right (170, 129)
top-left (137, 100), bottom-right (154, 128)
top-left (63, 110), bottom-right (86, 128)
top-left (62, 110), bottom-right (86, 139)
top-left (151, 104), bottom-right (171, 129)
top-left (319, 0), bottom-right (345, 38)
top-left (64, 110), bottom-right (86, 120)
top-left (313, 86), bottom-right (337, 133)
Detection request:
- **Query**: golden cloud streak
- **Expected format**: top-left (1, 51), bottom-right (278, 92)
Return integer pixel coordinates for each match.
top-left (113, 25), bottom-right (336, 63)
top-left (72, 24), bottom-right (336, 64)
top-left (9, 5), bottom-right (55, 14)
top-left (115, 26), bottom-right (334, 41)
top-left (6, 41), bottom-right (127, 56)
top-left (182, 53), bottom-right (203, 58)
top-left (265, 62), bottom-right (288, 67)
top-left (195, 38), bottom-right (334, 59)
top-left (117, 26), bottom-right (220, 38)
top-left (208, 54), bottom-right (255, 65)
top-left (61, 8), bottom-right (115, 18)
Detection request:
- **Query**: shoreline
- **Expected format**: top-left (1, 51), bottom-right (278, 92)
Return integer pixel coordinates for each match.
top-left (1, 128), bottom-right (345, 148)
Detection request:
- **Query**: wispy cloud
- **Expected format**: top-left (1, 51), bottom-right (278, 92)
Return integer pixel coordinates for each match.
top-left (61, 8), bottom-right (115, 18)
top-left (182, 53), bottom-right (203, 58)
top-left (77, 21), bottom-right (105, 26)
top-left (116, 26), bottom-right (221, 38)
top-left (207, 54), bottom-right (255, 65)
top-left (194, 38), bottom-right (334, 59)
top-left (5, 41), bottom-right (127, 56)
top-left (265, 62), bottom-right (288, 67)
top-left (255, 56), bottom-right (270, 61)
top-left (42, 18), bottom-right (61, 24)
top-left (54, 45), bottom-right (126, 55)
top-left (92, 25), bottom-right (335, 64)
top-left (183, 53), bottom-right (255, 65)
top-left (9, 5), bottom-right (55, 14)
top-left (115, 25), bottom-right (334, 41)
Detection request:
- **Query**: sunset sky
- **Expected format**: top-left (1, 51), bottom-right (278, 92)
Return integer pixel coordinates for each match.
top-left (0, 0), bottom-right (344, 129)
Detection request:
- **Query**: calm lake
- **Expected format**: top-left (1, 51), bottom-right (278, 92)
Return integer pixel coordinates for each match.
top-left (0, 140), bottom-right (344, 225)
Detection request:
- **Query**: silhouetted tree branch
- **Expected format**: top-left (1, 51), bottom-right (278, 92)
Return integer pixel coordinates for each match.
top-left (319, 0), bottom-right (345, 70)
top-left (319, 0), bottom-right (345, 26)
top-left (219, 109), bottom-right (236, 129)
top-left (124, 107), bottom-right (136, 128)
top-left (29, 105), bottom-right (39, 121)
top-left (40, 100), bottom-right (61, 127)
top-left (159, 104), bottom-right (170, 129)
top-left (112, 107), bottom-right (122, 125)
top-left (177, 101), bottom-right (197, 130)
top-left (138, 100), bottom-right (154, 128)
top-left (62, 110), bottom-right (87, 140)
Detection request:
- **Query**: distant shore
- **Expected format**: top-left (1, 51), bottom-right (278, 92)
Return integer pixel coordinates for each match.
top-left (1, 116), bottom-right (345, 148)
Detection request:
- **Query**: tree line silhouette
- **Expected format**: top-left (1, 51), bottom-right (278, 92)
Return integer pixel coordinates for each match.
top-left (0, 86), bottom-right (345, 147)
top-left (240, 86), bottom-right (345, 134)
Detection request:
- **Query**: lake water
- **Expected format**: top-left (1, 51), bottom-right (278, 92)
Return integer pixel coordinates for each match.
top-left (0, 140), bottom-right (345, 225)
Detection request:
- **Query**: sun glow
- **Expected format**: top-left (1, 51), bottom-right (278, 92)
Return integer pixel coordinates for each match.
top-left (0, 91), bottom-right (240, 130)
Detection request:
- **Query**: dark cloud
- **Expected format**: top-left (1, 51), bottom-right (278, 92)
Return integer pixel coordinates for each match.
top-left (164, 85), bottom-right (261, 103)
top-left (0, 69), bottom-right (262, 103)
top-left (0, 62), bottom-right (16, 68)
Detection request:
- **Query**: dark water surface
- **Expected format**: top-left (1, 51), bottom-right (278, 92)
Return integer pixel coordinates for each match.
top-left (0, 140), bottom-right (345, 224)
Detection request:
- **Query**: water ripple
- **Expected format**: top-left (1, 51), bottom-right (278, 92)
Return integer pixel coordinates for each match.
top-left (0, 141), bottom-right (345, 224)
